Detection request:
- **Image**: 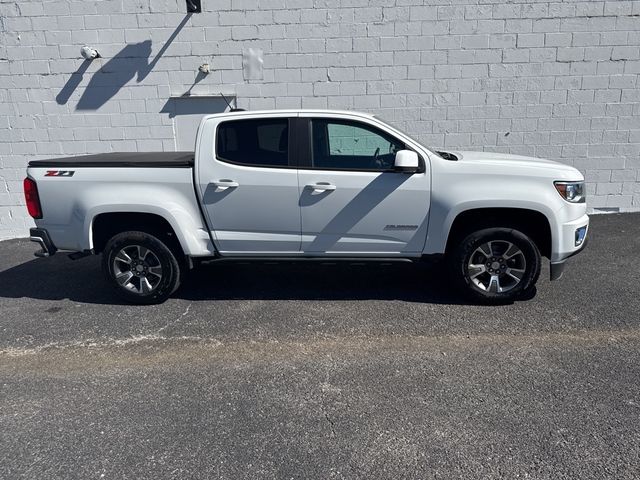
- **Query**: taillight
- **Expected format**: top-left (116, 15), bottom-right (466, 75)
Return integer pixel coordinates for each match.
top-left (23, 177), bottom-right (43, 219)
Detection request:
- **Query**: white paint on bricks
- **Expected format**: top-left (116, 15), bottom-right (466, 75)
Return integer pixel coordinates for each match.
top-left (1, 0), bottom-right (639, 239)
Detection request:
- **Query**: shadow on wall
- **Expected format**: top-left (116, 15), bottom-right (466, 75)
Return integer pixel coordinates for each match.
top-left (161, 96), bottom-right (229, 150)
top-left (56, 14), bottom-right (192, 110)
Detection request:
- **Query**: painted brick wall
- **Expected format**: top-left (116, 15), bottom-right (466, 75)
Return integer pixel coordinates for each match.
top-left (1, 0), bottom-right (639, 240)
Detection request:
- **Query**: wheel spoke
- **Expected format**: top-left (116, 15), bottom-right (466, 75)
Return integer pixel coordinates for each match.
top-left (506, 266), bottom-right (525, 278)
top-left (115, 270), bottom-right (134, 286)
top-left (140, 277), bottom-right (153, 294)
top-left (136, 245), bottom-right (150, 261)
top-left (477, 243), bottom-right (492, 258)
top-left (148, 265), bottom-right (163, 279)
top-left (115, 250), bottom-right (132, 265)
top-left (503, 242), bottom-right (521, 260)
top-left (468, 263), bottom-right (486, 279)
top-left (488, 275), bottom-right (501, 293)
top-left (504, 270), bottom-right (521, 282)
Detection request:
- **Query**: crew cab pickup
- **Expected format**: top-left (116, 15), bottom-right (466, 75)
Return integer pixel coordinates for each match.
top-left (24, 109), bottom-right (589, 304)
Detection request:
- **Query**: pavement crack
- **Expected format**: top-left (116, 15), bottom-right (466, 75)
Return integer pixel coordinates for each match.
top-left (0, 334), bottom-right (209, 357)
top-left (3, 327), bottom-right (640, 358)
top-left (156, 302), bottom-right (192, 335)
top-left (323, 410), bottom-right (337, 437)
top-left (0, 302), bottom-right (200, 356)
top-left (319, 370), bottom-right (340, 439)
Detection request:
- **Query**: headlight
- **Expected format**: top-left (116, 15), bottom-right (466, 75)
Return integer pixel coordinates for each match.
top-left (554, 181), bottom-right (585, 203)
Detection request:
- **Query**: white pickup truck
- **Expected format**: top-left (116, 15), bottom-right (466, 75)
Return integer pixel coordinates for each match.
top-left (24, 109), bottom-right (589, 304)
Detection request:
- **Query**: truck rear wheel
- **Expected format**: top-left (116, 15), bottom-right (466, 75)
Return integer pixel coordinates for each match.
top-left (102, 231), bottom-right (181, 304)
top-left (449, 228), bottom-right (541, 304)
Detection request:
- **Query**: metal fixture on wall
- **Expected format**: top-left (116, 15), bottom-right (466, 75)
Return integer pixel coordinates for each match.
top-left (186, 0), bottom-right (202, 13)
top-left (80, 46), bottom-right (100, 60)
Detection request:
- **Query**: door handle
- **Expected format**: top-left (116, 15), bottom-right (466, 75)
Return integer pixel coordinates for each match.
top-left (306, 182), bottom-right (336, 192)
top-left (212, 179), bottom-right (239, 190)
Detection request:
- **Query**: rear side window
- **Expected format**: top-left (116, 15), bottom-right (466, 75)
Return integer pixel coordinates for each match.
top-left (216, 119), bottom-right (289, 167)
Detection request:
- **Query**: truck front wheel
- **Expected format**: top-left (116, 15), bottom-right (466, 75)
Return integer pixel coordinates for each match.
top-left (449, 228), bottom-right (541, 304)
top-left (102, 231), bottom-right (182, 304)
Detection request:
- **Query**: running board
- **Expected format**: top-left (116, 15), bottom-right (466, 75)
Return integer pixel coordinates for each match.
top-left (201, 256), bottom-right (418, 264)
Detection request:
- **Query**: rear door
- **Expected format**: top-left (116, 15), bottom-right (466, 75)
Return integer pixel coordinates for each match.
top-left (297, 115), bottom-right (430, 255)
top-left (196, 113), bottom-right (301, 254)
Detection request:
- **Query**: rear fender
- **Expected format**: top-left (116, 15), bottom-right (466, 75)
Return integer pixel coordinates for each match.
top-left (85, 204), bottom-right (214, 256)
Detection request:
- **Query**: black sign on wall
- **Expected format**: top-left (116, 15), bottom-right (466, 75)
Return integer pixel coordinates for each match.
top-left (186, 0), bottom-right (202, 13)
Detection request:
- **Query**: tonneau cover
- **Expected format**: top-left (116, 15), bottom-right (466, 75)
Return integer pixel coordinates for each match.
top-left (28, 152), bottom-right (194, 168)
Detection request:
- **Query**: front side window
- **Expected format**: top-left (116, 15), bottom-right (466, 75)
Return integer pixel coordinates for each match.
top-left (311, 119), bottom-right (404, 171)
top-left (217, 118), bottom-right (289, 167)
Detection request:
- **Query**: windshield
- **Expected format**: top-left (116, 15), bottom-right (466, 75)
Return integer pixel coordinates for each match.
top-left (373, 115), bottom-right (444, 158)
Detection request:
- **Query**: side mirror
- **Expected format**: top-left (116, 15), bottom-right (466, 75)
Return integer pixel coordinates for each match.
top-left (394, 150), bottom-right (419, 173)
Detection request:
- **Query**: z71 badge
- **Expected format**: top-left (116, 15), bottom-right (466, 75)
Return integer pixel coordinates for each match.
top-left (45, 170), bottom-right (75, 177)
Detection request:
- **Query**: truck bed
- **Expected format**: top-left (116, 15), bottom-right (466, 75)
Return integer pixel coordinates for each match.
top-left (28, 152), bottom-right (194, 168)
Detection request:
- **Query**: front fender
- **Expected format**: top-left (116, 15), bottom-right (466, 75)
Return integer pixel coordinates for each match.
top-left (424, 177), bottom-right (563, 255)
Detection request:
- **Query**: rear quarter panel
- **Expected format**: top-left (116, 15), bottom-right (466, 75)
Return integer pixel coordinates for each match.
top-left (27, 166), bottom-right (215, 256)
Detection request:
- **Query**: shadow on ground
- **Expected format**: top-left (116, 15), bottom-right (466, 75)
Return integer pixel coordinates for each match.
top-left (2, 213), bottom-right (637, 308)
top-left (0, 253), bottom-right (477, 306)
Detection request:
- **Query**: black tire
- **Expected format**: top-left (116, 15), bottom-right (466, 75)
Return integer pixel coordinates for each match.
top-left (449, 227), bottom-right (541, 304)
top-left (102, 231), bottom-right (181, 304)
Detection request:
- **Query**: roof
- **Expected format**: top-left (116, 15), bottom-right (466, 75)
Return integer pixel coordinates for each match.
top-left (203, 109), bottom-right (376, 120)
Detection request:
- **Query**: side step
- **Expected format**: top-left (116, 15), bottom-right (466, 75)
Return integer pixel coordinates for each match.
top-left (200, 256), bottom-right (418, 265)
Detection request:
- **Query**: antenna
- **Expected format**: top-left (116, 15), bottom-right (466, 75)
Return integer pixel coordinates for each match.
top-left (220, 93), bottom-right (245, 112)
top-left (220, 92), bottom-right (232, 110)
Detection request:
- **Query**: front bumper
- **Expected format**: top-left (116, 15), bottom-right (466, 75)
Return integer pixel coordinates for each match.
top-left (30, 227), bottom-right (57, 257)
top-left (550, 236), bottom-right (588, 281)
top-left (549, 214), bottom-right (589, 281)
top-left (551, 213), bottom-right (589, 262)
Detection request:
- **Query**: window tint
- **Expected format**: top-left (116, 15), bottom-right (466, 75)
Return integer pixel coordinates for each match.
top-left (311, 119), bottom-right (404, 171)
top-left (217, 119), bottom-right (289, 167)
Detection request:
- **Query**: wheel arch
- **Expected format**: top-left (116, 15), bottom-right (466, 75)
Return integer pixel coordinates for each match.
top-left (91, 211), bottom-right (185, 258)
top-left (445, 207), bottom-right (552, 259)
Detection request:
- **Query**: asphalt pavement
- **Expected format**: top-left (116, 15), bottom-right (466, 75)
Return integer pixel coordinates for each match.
top-left (0, 213), bottom-right (639, 479)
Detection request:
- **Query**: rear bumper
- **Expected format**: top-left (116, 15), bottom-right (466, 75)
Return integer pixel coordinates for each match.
top-left (29, 227), bottom-right (57, 257)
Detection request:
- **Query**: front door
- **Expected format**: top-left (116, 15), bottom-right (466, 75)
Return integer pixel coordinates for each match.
top-left (197, 115), bottom-right (301, 254)
top-left (298, 117), bottom-right (430, 254)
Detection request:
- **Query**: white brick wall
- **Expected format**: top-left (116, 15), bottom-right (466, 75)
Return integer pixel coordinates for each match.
top-left (1, 0), bottom-right (639, 239)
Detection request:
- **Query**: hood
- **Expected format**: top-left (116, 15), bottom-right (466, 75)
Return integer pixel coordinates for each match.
top-left (443, 150), bottom-right (580, 175)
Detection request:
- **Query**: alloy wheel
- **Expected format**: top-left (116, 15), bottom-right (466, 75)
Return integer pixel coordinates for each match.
top-left (467, 240), bottom-right (527, 293)
top-left (112, 245), bottom-right (163, 294)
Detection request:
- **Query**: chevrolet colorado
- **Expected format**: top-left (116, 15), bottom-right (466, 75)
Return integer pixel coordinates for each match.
top-left (24, 109), bottom-right (588, 304)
